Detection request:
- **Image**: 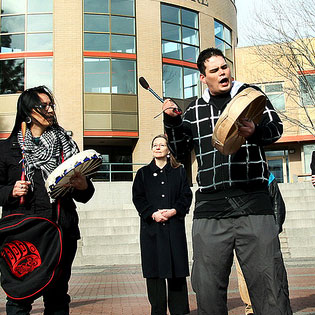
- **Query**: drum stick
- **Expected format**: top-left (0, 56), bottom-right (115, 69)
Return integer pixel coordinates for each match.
top-left (138, 77), bottom-right (182, 117)
top-left (20, 122), bottom-right (27, 205)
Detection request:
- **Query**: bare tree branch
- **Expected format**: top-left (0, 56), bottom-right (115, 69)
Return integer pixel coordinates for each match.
top-left (242, 0), bottom-right (315, 134)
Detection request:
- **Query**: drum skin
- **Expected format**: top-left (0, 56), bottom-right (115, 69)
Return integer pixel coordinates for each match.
top-left (212, 87), bottom-right (266, 155)
top-left (45, 149), bottom-right (102, 199)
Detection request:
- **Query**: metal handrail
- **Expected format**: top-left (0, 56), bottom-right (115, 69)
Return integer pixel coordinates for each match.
top-left (93, 162), bottom-right (147, 182)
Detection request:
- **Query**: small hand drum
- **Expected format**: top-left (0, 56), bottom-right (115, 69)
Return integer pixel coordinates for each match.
top-left (212, 87), bottom-right (266, 155)
top-left (45, 149), bottom-right (102, 199)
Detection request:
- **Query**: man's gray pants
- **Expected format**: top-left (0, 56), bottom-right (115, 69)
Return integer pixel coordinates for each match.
top-left (191, 215), bottom-right (292, 315)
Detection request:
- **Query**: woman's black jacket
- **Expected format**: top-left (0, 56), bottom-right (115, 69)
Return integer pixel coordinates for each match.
top-left (0, 135), bottom-right (95, 240)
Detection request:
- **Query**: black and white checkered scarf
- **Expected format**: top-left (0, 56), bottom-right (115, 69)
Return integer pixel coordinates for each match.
top-left (17, 126), bottom-right (79, 185)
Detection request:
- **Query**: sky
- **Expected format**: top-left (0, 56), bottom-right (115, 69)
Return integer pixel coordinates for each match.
top-left (235, 0), bottom-right (315, 47)
top-left (234, 0), bottom-right (260, 47)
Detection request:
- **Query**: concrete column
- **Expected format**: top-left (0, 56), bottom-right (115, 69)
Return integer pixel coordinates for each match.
top-left (53, 0), bottom-right (84, 149)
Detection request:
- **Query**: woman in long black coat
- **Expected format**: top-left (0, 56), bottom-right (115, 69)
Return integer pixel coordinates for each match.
top-left (132, 134), bottom-right (192, 315)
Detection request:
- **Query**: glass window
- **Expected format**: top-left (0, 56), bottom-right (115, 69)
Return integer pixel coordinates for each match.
top-left (111, 0), bottom-right (134, 16)
top-left (304, 144), bottom-right (315, 174)
top-left (28, 0), bottom-right (53, 13)
top-left (161, 23), bottom-right (181, 42)
top-left (265, 83), bottom-right (282, 93)
top-left (84, 33), bottom-right (110, 51)
top-left (84, 14), bottom-right (109, 32)
top-left (182, 9), bottom-right (198, 28)
top-left (215, 37), bottom-right (224, 51)
top-left (161, 4), bottom-right (180, 24)
top-left (84, 58), bottom-right (110, 93)
top-left (214, 20), bottom-right (233, 70)
top-left (111, 34), bottom-right (135, 53)
top-left (184, 67), bottom-right (199, 99)
top-left (162, 41), bottom-right (181, 60)
top-left (1, 34), bottom-right (25, 52)
top-left (1, 0), bottom-right (26, 14)
top-left (1, 15), bottom-right (25, 33)
top-left (214, 21), bottom-right (223, 39)
top-left (183, 45), bottom-right (198, 63)
top-left (0, 2), bottom-right (53, 95)
top-left (224, 43), bottom-right (232, 61)
top-left (27, 33), bottom-right (53, 51)
top-left (257, 82), bottom-right (285, 111)
top-left (111, 59), bottom-right (136, 94)
top-left (0, 59), bottom-right (24, 94)
top-left (163, 64), bottom-right (183, 99)
top-left (224, 27), bottom-right (231, 45)
top-left (268, 94), bottom-right (285, 111)
top-left (26, 58), bottom-right (52, 90)
top-left (161, 4), bottom-right (199, 99)
top-left (182, 27), bottom-right (198, 46)
top-left (300, 75), bottom-right (315, 106)
top-left (267, 159), bottom-right (284, 183)
top-left (84, 0), bottom-right (109, 13)
top-left (27, 14), bottom-right (53, 32)
top-left (83, 0), bottom-right (135, 53)
top-left (161, 4), bottom-right (199, 66)
top-left (111, 16), bottom-right (135, 35)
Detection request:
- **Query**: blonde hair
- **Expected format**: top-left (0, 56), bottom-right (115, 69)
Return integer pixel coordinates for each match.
top-left (151, 134), bottom-right (181, 168)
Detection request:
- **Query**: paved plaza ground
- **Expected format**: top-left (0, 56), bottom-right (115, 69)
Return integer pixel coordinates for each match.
top-left (0, 258), bottom-right (314, 314)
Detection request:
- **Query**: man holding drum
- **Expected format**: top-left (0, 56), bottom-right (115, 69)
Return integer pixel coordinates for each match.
top-left (0, 86), bottom-right (95, 314)
top-left (162, 48), bottom-right (292, 315)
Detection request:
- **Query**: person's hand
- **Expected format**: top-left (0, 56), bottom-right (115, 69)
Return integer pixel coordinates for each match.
top-left (237, 118), bottom-right (255, 138)
top-left (152, 210), bottom-right (168, 222)
top-left (11, 180), bottom-right (31, 198)
top-left (159, 208), bottom-right (177, 219)
top-left (66, 171), bottom-right (88, 190)
top-left (311, 175), bottom-right (315, 187)
top-left (163, 99), bottom-right (180, 117)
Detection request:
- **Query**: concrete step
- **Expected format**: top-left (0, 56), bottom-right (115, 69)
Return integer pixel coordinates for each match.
top-left (282, 218), bottom-right (315, 228)
top-left (290, 246), bottom-right (315, 258)
top-left (80, 225), bottom-right (139, 236)
top-left (82, 234), bottom-right (139, 245)
top-left (78, 207), bottom-right (138, 219)
top-left (74, 253), bottom-right (141, 266)
top-left (279, 182), bottom-right (313, 192)
top-left (286, 236), bottom-right (315, 247)
top-left (82, 243), bottom-right (140, 256)
top-left (285, 201), bottom-right (315, 211)
top-left (72, 182), bottom-right (315, 267)
top-left (284, 209), bottom-right (315, 219)
top-left (282, 190), bottom-right (315, 198)
top-left (284, 227), bottom-right (315, 237)
top-left (79, 217), bottom-right (139, 227)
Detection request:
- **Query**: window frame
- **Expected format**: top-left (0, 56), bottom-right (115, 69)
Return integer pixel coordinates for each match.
top-left (84, 57), bottom-right (137, 95)
top-left (214, 20), bottom-right (233, 73)
top-left (0, 0), bottom-right (53, 53)
top-left (299, 74), bottom-right (315, 107)
top-left (83, 0), bottom-right (136, 54)
top-left (254, 81), bottom-right (286, 111)
top-left (161, 3), bottom-right (199, 64)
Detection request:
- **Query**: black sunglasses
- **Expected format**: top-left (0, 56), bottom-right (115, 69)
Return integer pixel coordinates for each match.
top-left (34, 103), bottom-right (56, 111)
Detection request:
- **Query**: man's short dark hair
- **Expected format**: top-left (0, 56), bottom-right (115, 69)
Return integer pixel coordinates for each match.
top-left (197, 48), bottom-right (225, 75)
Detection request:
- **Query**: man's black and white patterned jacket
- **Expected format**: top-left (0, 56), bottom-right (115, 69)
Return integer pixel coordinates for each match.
top-left (164, 81), bottom-right (283, 192)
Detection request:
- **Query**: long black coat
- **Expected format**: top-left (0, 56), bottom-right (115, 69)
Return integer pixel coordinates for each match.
top-left (132, 160), bottom-right (192, 278)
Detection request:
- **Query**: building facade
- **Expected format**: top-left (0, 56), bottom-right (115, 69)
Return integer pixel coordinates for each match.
top-left (236, 44), bottom-right (315, 183)
top-left (0, 0), bottom-right (238, 182)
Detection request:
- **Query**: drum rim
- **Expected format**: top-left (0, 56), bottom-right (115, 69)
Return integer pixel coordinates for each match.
top-left (212, 87), bottom-right (266, 155)
top-left (45, 149), bottom-right (102, 198)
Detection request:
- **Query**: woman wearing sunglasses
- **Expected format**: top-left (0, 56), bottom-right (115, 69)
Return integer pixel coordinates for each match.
top-left (0, 86), bottom-right (95, 315)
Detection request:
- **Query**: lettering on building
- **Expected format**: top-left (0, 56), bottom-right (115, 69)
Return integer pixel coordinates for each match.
top-left (190, 0), bottom-right (209, 7)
